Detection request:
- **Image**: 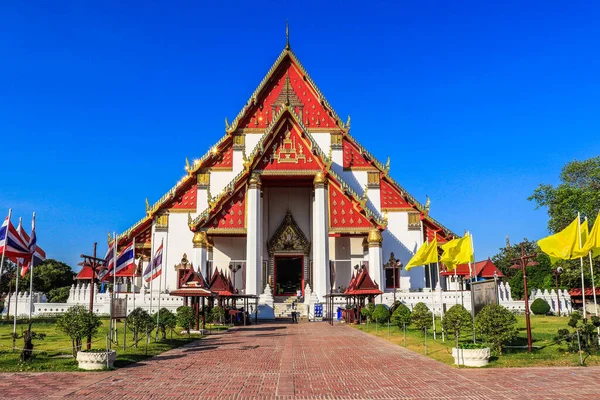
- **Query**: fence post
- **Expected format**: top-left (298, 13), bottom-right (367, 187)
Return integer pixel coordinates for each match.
top-left (106, 334), bottom-right (109, 370)
top-left (425, 326), bottom-right (428, 355)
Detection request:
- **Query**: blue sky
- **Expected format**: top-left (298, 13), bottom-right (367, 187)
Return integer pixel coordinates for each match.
top-left (1, 1), bottom-right (599, 270)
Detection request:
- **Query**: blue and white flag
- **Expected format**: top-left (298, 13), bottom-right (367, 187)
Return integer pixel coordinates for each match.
top-left (115, 242), bottom-right (135, 274)
top-left (144, 242), bottom-right (163, 282)
top-left (0, 214), bottom-right (30, 259)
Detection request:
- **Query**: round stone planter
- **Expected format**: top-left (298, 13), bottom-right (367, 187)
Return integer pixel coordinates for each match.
top-left (452, 347), bottom-right (490, 367)
top-left (76, 350), bottom-right (116, 370)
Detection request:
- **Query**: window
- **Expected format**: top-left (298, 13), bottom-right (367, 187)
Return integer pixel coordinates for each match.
top-left (408, 212), bottom-right (421, 230)
top-left (385, 267), bottom-right (400, 289)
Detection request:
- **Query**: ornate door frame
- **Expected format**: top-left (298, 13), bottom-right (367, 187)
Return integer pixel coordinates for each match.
top-left (267, 210), bottom-right (311, 295)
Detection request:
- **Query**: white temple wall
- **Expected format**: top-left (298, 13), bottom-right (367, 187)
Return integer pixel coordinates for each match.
top-left (156, 213), bottom-right (193, 292)
top-left (212, 236), bottom-right (246, 290)
top-left (330, 236), bottom-right (352, 290)
top-left (382, 211), bottom-right (425, 290)
top-left (264, 187), bottom-right (311, 241)
top-left (350, 237), bottom-right (365, 269)
top-left (210, 170), bottom-right (236, 196)
top-left (310, 132), bottom-right (331, 155)
top-left (245, 133), bottom-right (263, 156)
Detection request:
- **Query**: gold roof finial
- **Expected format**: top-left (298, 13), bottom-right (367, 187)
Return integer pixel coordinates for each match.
top-left (384, 156), bottom-right (390, 174)
top-left (107, 231), bottom-right (112, 245)
top-left (382, 210), bottom-right (389, 228)
top-left (188, 212), bottom-right (193, 228)
top-left (425, 195), bottom-right (430, 216)
top-left (345, 115), bottom-right (351, 129)
top-left (225, 117), bottom-right (230, 131)
top-left (286, 20), bottom-right (290, 50)
top-left (185, 157), bottom-right (191, 173)
top-left (360, 185), bottom-right (369, 209)
top-left (145, 198), bottom-right (150, 214)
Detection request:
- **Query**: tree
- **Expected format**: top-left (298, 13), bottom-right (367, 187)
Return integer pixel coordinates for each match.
top-left (0, 259), bottom-right (17, 294)
top-left (474, 304), bottom-right (518, 354)
top-left (18, 259), bottom-right (75, 295)
top-left (48, 286), bottom-right (71, 303)
top-left (555, 312), bottom-right (600, 365)
top-left (153, 308), bottom-right (177, 340)
top-left (177, 306), bottom-right (195, 334)
top-left (390, 303), bottom-right (411, 329)
top-left (371, 304), bottom-right (390, 324)
top-left (127, 308), bottom-right (155, 346)
top-left (529, 156), bottom-right (600, 234)
top-left (55, 305), bottom-right (102, 357)
top-left (411, 302), bottom-right (432, 334)
top-left (13, 322), bottom-right (46, 361)
top-left (530, 298), bottom-right (551, 315)
top-left (442, 304), bottom-right (472, 349)
top-left (210, 306), bottom-right (225, 325)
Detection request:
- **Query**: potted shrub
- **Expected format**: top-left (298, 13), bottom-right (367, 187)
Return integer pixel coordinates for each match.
top-left (451, 343), bottom-right (491, 367)
top-left (442, 304), bottom-right (488, 367)
top-left (56, 305), bottom-right (109, 370)
top-left (177, 306), bottom-right (195, 334)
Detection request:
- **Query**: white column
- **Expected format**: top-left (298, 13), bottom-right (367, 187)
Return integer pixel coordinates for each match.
top-left (368, 229), bottom-right (384, 291)
top-left (192, 231), bottom-right (208, 278)
top-left (245, 173), bottom-right (262, 295)
top-left (312, 172), bottom-right (330, 300)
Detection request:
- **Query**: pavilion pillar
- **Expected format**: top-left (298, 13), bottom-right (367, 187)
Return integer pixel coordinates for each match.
top-left (312, 172), bottom-right (330, 301)
top-left (245, 173), bottom-right (262, 295)
top-left (192, 231), bottom-right (208, 278)
top-left (367, 228), bottom-right (384, 293)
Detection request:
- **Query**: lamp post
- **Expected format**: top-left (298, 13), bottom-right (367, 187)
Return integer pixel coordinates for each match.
top-left (80, 242), bottom-right (107, 350)
top-left (384, 253), bottom-right (402, 302)
top-left (553, 267), bottom-right (564, 316)
top-left (510, 243), bottom-right (538, 353)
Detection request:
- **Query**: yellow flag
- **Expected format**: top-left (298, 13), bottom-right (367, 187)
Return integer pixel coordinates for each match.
top-left (537, 217), bottom-right (579, 262)
top-left (440, 235), bottom-right (470, 271)
top-left (572, 219), bottom-right (589, 258)
top-left (581, 211), bottom-right (600, 259)
top-left (405, 238), bottom-right (438, 271)
top-left (454, 235), bottom-right (474, 265)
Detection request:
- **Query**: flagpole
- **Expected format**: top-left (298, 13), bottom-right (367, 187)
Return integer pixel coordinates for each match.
top-left (13, 260), bottom-right (20, 336)
top-left (577, 212), bottom-right (587, 319)
top-left (149, 232), bottom-right (155, 317)
top-left (155, 238), bottom-right (164, 341)
top-left (111, 232), bottom-right (117, 340)
top-left (0, 209), bottom-right (12, 280)
top-left (585, 218), bottom-right (598, 318)
top-left (28, 213), bottom-right (37, 320)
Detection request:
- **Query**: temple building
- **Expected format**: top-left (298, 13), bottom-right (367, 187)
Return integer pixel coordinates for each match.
top-left (112, 39), bottom-right (456, 305)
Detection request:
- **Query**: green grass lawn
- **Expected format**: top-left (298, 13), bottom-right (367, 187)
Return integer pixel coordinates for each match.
top-left (354, 315), bottom-right (600, 368)
top-left (0, 318), bottom-right (228, 372)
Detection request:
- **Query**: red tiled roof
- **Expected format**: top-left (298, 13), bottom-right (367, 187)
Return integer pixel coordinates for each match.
top-left (208, 268), bottom-right (236, 297)
top-left (344, 268), bottom-right (383, 296)
top-left (76, 265), bottom-right (96, 280)
top-left (440, 259), bottom-right (504, 278)
top-left (569, 288), bottom-right (600, 296)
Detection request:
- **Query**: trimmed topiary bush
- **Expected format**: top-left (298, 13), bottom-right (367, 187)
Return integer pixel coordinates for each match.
top-left (391, 303), bottom-right (411, 328)
top-left (411, 302), bottom-right (432, 334)
top-left (361, 303), bottom-right (376, 322)
top-left (372, 304), bottom-right (390, 324)
top-left (442, 304), bottom-right (472, 349)
top-left (474, 304), bottom-right (518, 354)
top-left (530, 298), bottom-right (551, 315)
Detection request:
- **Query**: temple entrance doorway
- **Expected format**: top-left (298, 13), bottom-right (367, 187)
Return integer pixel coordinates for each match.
top-left (274, 255), bottom-right (304, 296)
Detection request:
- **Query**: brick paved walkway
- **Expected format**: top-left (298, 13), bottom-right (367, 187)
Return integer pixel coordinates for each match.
top-left (1, 322), bottom-right (600, 399)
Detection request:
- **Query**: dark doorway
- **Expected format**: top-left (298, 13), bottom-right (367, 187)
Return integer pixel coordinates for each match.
top-left (274, 256), bottom-right (303, 296)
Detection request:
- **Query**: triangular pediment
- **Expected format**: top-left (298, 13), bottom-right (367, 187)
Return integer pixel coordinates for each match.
top-left (267, 210), bottom-right (311, 254)
top-left (228, 49), bottom-right (346, 134)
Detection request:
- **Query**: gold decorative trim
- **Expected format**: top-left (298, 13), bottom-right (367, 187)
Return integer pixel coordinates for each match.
top-left (253, 169), bottom-right (321, 176)
top-left (382, 207), bottom-right (415, 212)
top-left (343, 166), bottom-right (378, 171)
top-left (197, 171), bottom-right (210, 187)
top-left (367, 171), bottom-right (380, 188)
top-left (367, 228), bottom-right (383, 245)
top-left (169, 208), bottom-right (196, 213)
top-left (267, 210), bottom-right (311, 255)
top-left (209, 166), bottom-right (233, 171)
top-left (330, 133), bottom-right (343, 149)
top-left (206, 228), bottom-right (247, 235)
top-left (235, 128), bottom-right (265, 134)
top-left (192, 231), bottom-right (207, 248)
top-left (155, 214), bottom-right (169, 230)
top-left (329, 228), bottom-right (372, 234)
top-left (135, 242), bottom-right (152, 249)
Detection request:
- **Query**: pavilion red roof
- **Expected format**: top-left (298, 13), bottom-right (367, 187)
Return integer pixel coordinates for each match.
top-left (440, 259), bottom-right (504, 278)
top-left (76, 265), bottom-right (97, 280)
top-left (344, 268), bottom-right (383, 296)
top-left (208, 268), bottom-right (235, 296)
top-left (179, 265), bottom-right (208, 289)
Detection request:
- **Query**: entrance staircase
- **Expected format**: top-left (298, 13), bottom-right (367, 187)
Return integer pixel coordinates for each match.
top-left (274, 296), bottom-right (299, 319)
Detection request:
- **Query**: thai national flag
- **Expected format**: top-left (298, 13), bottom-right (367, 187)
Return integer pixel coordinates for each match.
top-left (16, 218), bottom-right (30, 277)
top-left (115, 242), bottom-right (135, 274)
top-left (104, 240), bottom-right (115, 273)
top-left (145, 243), bottom-right (163, 282)
top-left (0, 215), bottom-right (30, 260)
